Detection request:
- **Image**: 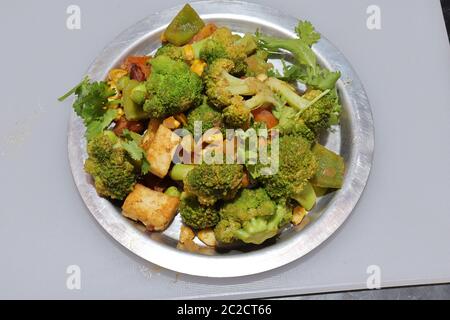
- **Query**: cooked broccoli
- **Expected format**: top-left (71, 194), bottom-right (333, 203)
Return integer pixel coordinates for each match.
top-left (155, 27), bottom-right (257, 74)
top-left (265, 77), bottom-right (330, 112)
top-left (179, 193), bottom-right (220, 229)
top-left (267, 78), bottom-right (341, 135)
top-left (248, 135), bottom-right (317, 199)
top-left (203, 58), bottom-right (265, 109)
top-left (245, 50), bottom-right (273, 77)
top-left (203, 59), bottom-right (282, 128)
top-left (220, 188), bottom-right (276, 222)
top-left (84, 131), bottom-right (137, 200)
top-left (184, 163), bottom-right (244, 206)
top-left (222, 87), bottom-right (281, 128)
top-left (154, 43), bottom-right (185, 61)
top-left (234, 202), bottom-right (292, 244)
top-left (273, 104), bottom-right (316, 142)
top-left (258, 20), bottom-right (341, 90)
top-left (185, 96), bottom-right (223, 135)
top-left (143, 55), bottom-right (203, 118)
top-left (206, 28), bottom-right (257, 74)
top-left (214, 189), bottom-right (292, 244)
top-left (299, 88), bottom-right (341, 134)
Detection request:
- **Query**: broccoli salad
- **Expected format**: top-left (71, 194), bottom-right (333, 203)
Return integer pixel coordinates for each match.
top-left (59, 4), bottom-right (345, 250)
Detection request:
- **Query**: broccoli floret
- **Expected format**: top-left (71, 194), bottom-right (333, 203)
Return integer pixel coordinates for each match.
top-left (214, 189), bottom-right (292, 245)
top-left (220, 188), bottom-right (276, 222)
top-left (248, 135), bottom-right (317, 199)
top-left (84, 132), bottom-right (137, 200)
top-left (234, 203), bottom-right (292, 244)
top-left (143, 55), bottom-right (203, 118)
top-left (208, 28), bottom-right (257, 74)
top-left (299, 88), bottom-right (341, 134)
top-left (184, 163), bottom-right (244, 206)
top-left (155, 28), bottom-right (257, 74)
top-left (222, 87), bottom-right (282, 128)
top-left (179, 193), bottom-right (220, 229)
top-left (273, 104), bottom-right (316, 142)
top-left (203, 59), bottom-right (282, 128)
top-left (214, 219), bottom-right (241, 244)
top-left (268, 78), bottom-right (341, 136)
top-left (185, 97), bottom-right (223, 135)
top-left (245, 50), bottom-right (273, 77)
top-left (154, 43), bottom-right (184, 61)
top-left (203, 58), bottom-right (265, 109)
top-left (258, 20), bottom-right (341, 90)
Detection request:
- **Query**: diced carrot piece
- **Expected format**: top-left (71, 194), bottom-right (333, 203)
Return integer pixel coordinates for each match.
top-left (252, 108), bottom-right (279, 129)
top-left (190, 23), bottom-right (218, 43)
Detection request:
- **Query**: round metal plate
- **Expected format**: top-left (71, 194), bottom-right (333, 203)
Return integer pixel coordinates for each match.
top-left (68, 0), bottom-right (374, 277)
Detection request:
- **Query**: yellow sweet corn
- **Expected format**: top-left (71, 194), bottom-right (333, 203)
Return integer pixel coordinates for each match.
top-left (108, 69), bottom-right (128, 83)
top-left (183, 44), bottom-right (195, 61)
top-left (190, 59), bottom-right (207, 76)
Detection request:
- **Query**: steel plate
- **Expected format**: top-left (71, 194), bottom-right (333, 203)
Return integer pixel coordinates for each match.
top-left (68, 0), bottom-right (374, 277)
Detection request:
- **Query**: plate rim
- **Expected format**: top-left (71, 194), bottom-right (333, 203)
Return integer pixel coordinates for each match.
top-left (67, 0), bottom-right (375, 278)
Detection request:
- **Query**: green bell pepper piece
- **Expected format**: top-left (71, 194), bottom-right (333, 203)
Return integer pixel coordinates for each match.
top-left (310, 144), bottom-right (345, 189)
top-left (164, 4), bottom-right (205, 46)
top-left (292, 182), bottom-right (316, 211)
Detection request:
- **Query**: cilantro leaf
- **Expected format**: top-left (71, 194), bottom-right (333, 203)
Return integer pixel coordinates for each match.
top-left (85, 109), bottom-right (118, 141)
top-left (59, 77), bottom-right (116, 126)
top-left (121, 129), bottom-right (150, 175)
top-left (295, 21), bottom-right (320, 47)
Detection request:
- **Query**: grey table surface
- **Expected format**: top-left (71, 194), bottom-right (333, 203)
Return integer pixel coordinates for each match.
top-left (1, 0), bottom-right (450, 300)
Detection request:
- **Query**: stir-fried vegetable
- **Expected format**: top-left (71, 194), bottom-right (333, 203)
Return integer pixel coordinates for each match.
top-left (58, 4), bottom-right (346, 248)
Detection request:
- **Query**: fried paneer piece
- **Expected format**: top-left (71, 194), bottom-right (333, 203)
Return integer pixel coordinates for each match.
top-left (145, 124), bottom-right (181, 178)
top-left (122, 184), bottom-right (179, 231)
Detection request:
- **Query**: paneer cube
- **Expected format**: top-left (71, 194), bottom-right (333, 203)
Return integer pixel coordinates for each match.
top-left (122, 184), bottom-right (179, 231)
top-left (145, 124), bottom-right (181, 178)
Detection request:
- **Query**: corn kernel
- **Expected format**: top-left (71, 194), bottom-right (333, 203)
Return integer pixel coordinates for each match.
top-left (190, 59), bottom-right (207, 76)
top-left (108, 69), bottom-right (128, 83)
top-left (183, 45), bottom-right (195, 61)
top-left (291, 206), bottom-right (307, 225)
top-left (107, 81), bottom-right (121, 100)
top-left (162, 116), bottom-right (181, 129)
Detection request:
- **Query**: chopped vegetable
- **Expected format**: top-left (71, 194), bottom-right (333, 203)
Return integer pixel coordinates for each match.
top-left (164, 4), bottom-right (205, 46)
top-left (143, 55), bottom-right (203, 118)
top-left (258, 20), bottom-right (341, 90)
top-left (145, 124), bottom-right (181, 178)
top-left (310, 143), bottom-right (345, 189)
top-left (122, 184), bottom-right (179, 231)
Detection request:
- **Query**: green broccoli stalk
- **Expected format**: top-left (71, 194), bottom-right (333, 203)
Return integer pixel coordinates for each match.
top-left (265, 77), bottom-right (330, 113)
top-left (179, 193), bottom-right (220, 229)
top-left (183, 163), bottom-right (244, 206)
top-left (214, 189), bottom-right (292, 245)
top-left (143, 55), bottom-right (203, 118)
top-left (222, 88), bottom-right (282, 128)
top-left (84, 131), bottom-right (138, 200)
